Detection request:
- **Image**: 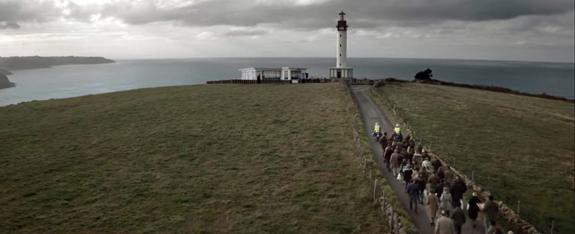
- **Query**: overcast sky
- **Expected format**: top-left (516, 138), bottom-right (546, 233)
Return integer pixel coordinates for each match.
top-left (1, 0), bottom-right (574, 62)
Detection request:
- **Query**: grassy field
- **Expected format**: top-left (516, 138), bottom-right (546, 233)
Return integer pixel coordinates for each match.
top-left (371, 82), bottom-right (574, 233)
top-left (0, 83), bottom-right (388, 233)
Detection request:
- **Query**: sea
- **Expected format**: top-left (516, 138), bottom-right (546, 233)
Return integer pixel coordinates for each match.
top-left (0, 57), bottom-right (573, 106)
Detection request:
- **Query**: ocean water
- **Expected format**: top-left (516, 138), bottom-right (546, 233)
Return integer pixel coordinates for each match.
top-left (0, 57), bottom-right (573, 106)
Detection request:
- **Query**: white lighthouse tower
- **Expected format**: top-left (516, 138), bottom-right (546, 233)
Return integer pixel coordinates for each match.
top-left (330, 11), bottom-right (353, 79)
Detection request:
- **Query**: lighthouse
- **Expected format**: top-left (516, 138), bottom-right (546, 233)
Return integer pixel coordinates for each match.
top-left (330, 11), bottom-right (353, 79)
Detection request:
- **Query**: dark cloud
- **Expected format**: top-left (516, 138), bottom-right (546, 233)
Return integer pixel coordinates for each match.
top-left (0, 21), bottom-right (20, 29)
top-left (2, 0), bottom-right (573, 30)
top-left (0, 0), bottom-right (60, 22)
top-left (221, 28), bottom-right (268, 37)
top-left (90, 0), bottom-right (574, 29)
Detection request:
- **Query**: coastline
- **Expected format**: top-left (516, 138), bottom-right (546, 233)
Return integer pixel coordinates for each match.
top-left (0, 56), bottom-right (115, 72)
top-left (0, 56), bottom-right (115, 91)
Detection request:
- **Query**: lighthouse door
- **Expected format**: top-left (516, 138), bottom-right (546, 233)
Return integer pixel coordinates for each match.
top-left (337, 70), bottom-right (341, 78)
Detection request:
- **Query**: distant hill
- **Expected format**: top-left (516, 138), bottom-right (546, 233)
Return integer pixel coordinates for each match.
top-left (0, 56), bottom-right (114, 71)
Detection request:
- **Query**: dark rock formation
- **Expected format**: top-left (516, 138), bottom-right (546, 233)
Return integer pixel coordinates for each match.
top-left (0, 73), bottom-right (15, 89)
top-left (414, 68), bottom-right (433, 81)
top-left (0, 68), bottom-right (12, 75)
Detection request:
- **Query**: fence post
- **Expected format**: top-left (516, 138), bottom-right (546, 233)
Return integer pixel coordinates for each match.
top-left (394, 212), bottom-right (399, 234)
top-left (381, 195), bottom-right (387, 215)
top-left (550, 219), bottom-right (554, 234)
top-left (517, 200), bottom-right (520, 216)
top-left (368, 168), bottom-right (373, 180)
top-left (390, 209), bottom-right (395, 233)
top-left (362, 157), bottom-right (367, 174)
top-left (373, 179), bottom-right (378, 202)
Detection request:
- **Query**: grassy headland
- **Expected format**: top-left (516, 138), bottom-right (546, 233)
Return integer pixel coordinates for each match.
top-left (0, 83), bottom-right (387, 233)
top-left (370, 82), bottom-right (574, 233)
top-left (0, 56), bottom-right (114, 71)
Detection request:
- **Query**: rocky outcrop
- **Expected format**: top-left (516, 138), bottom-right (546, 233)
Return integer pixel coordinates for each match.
top-left (0, 68), bottom-right (12, 75)
top-left (414, 68), bottom-right (433, 81)
top-left (0, 73), bottom-right (15, 89)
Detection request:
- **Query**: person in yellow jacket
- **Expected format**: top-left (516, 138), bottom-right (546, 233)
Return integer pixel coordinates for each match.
top-left (394, 123), bottom-right (401, 135)
top-left (392, 123), bottom-right (403, 142)
top-left (373, 122), bottom-right (382, 140)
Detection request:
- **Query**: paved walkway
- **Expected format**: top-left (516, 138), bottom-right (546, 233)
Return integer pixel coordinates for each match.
top-left (350, 85), bottom-right (486, 234)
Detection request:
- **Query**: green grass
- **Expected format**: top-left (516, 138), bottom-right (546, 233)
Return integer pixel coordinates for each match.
top-left (371, 82), bottom-right (575, 234)
top-left (0, 83), bottom-right (388, 233)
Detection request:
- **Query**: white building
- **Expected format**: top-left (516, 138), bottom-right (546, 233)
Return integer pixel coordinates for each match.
top-left (240, 67), bottom-right (309, 81)
top-left (329, 11), bottom-right (353, 79)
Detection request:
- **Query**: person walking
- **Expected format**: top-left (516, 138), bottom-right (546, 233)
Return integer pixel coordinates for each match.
top-left (485, 220), bottom-right (497, 234)
top-left (373, 122), bottom-right (382, 140)
top-left (402, 163), bottom-right (414, 188)
top-left (435, 210), bottom-right (456, 234)
top-left (390, 147), bottom-right (401, 177)
top-left (415, 171), bottom-right (427, 204)
top-left (428, 173), bottom-right (440, 188)
top-left (467, 192), bottom-right (481, 228)
top-left (451, 206), bottom-right (466, 234)
top-left (431, 157), bottom-right (442, 173)
top-left (450, 176), bottom-right (467, 208)
top-left (392, 123), bottom-right (403, 142)
top-left (379, 132), bottom-right (388, 149)
top-left (422, 156), bottom-right (434, 174)
top-left (426, 192), bottom-right (440, 225)
top-left (406, 180), bottom-right (420, 214)
top-left (413, 146), bottom-right (423, 169)
top-left (383, 145), bottom-right (393, 170)
top-left (483, 195), bottom-right (499, 231)
top-left (440, 186), bottom-right (453, 213)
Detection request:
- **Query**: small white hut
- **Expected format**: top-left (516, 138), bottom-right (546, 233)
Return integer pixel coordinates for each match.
top-left (240, 67), bottom-right (308, 82)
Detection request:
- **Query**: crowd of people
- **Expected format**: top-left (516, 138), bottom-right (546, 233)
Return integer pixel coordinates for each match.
top-left (373, 122), bottom-right (508, 234)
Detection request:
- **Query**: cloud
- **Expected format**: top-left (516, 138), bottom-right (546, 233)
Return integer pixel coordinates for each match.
top-left (3, 0), bottom-right (573, 29)
top-left (89, 0), bottom-right (575, 29)
top-left (0, 0), bottom-right (572, 62)
top-left (0, 0), bottom-right (61, 22)
top-left (194, 27), bottom-right (269, 39)
top-left (0, 21), bottom-right (20, 29)
top-left (221, 28), bottom-right (268, 37)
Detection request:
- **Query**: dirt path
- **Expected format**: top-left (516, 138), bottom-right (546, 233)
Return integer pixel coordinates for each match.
top-left (350, 85), bottom-right (486, 234)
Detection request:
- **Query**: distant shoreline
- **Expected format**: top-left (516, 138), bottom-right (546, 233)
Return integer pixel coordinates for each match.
top-left (0, 56), bottom-right (115, 89)
top-left (0, 56), bottom-right (115, 72)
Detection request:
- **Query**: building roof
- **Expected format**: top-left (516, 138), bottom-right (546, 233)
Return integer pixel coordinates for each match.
top-left (239, 67), bottom-right (307, 71)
